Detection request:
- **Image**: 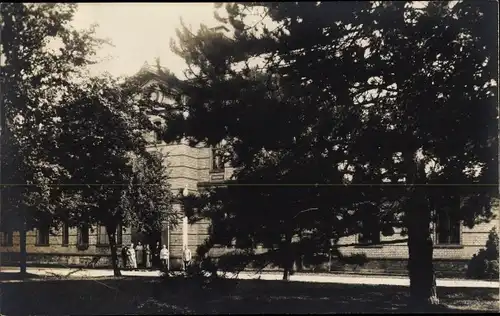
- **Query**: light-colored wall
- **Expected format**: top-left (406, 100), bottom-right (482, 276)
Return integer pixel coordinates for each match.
top-left (148, 142), bottom-right (209, 192)
top-left (337, 207), bottom-right (499, 260)
top-left (145, 141), bottom-right (213, 260)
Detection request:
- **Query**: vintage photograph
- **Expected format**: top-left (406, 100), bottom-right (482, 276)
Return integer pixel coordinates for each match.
top-left (0, 2), bottom-right (498, 314)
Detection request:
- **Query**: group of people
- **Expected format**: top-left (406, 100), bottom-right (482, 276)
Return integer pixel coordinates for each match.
top-left (121, 242), bottom-right (151, 270)
top-left (121, 241), bottom-right (192, 271)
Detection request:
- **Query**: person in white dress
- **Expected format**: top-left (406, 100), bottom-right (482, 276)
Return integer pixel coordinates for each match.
top-left (135, 242), bottom-right (144, 268)
top-left (160, 245), bottom-right (169, 271)
top-left (182, 245), bottom-right (192, 271)
top-left (127, 243), bottom-right (137, 270)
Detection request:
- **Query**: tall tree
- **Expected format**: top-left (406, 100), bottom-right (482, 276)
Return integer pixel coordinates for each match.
top-left (254, 0), bottom-right (498, 304)
top-left (155, 1), bottom-right (497, 306)
top-left (151, 2), bottom-right (389, 281)
top-left (334, 1), bottom-right (498, 304)
top-left (0, 3), bottom-right (104, 275)
top-left (55, 76), bottom-right (178, 276)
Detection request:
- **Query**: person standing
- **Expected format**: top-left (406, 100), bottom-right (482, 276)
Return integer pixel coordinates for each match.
top-left (128, 243), bottom-right (137, 270)
top-left (160, 245), bottom-right (169, 271)
top-left (135, 242), bottom-right (144, 269)
top-left (145, 244), bottom-right (152, 269)
top-left (121, 245), bottom-right (129, 269)
top-left (182, 245), bottom-right (192, 271)
top-left (153, 241), bottom-right (161, 269)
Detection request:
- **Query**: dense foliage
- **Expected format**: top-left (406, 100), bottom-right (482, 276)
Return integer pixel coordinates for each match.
top-left (55, 76), bottom-right (178, 275)
top-left (154, 1), bottom-right (498, 304)
top-left (466, 227), bottom-right (499, 280)
top-left (56, 76), bottom-right (174, 229)
top-left (0, 3), bottom-right (106, 274)
top-left (0, 3), bottom-right (103, 232)
top-left (1, 4), bottom-right (177, 276)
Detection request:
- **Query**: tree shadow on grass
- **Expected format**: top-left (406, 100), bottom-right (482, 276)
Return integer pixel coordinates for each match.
top-left (0, 272), bottom-right (42, 281)
top-left (1, 276), bottom-right (498, 315)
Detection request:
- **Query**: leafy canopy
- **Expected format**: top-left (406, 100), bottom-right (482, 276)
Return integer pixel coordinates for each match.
top-left (147, 2), bottom-right (498, 278)
top-left (1, 3), bottom-right (105, 231)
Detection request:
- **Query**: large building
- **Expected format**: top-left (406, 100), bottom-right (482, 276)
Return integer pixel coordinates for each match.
top-left (1, 63), bottom-right (498, 275)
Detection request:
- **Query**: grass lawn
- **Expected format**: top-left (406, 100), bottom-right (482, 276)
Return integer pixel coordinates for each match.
top-left (1, 274), bottom-right (498, 315)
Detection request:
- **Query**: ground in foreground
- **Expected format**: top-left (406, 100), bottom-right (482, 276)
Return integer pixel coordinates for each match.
top-left (1, 275), bottom-right (498, 314)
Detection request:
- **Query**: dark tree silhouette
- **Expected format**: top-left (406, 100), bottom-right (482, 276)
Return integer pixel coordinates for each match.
top-left (55, 77), bottom-right (178, 276)
top-left (151, 1), bottom-right (497, 305)
top-left (0, 3), bottom-right (105, 276)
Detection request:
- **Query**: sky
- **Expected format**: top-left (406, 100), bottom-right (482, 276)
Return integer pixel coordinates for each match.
top-left (69, 2), bottom-right (439, 79)
top-left (72, 3), bottom-right (219, 78)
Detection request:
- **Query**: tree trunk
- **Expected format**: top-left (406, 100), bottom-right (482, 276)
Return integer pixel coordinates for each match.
top-left (108, 229), bottom-right (122, 277)
top-left (407, 203), bottom-right (439, 307)
top-left (19, 217), bottom-right (27, 276)
top-left (407, 233), bottom-right (439, 307)
top-left (403, 150), bottom-right (439, 308)
top-left (282, 269), bottom-right (290, 280)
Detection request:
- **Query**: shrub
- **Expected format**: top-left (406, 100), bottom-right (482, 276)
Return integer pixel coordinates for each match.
top-left (486, 260), bottom-right (499, 279)
top-left (466, 227), bottom-right (499, 280)
top-left (339, 253), bottom-right (369, 266)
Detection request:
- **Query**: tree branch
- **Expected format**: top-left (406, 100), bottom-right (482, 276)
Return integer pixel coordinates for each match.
top-left (292, 207), bottom-right (319, 219)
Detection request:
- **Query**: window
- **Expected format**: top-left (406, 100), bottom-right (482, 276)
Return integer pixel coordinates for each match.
top-left (36, 225), bottom-right (50, 246)
top-left (436, 210), bottom-right (461, 245)
top-left (211, 146), bottom-right (224, 172)
top-left (0, 231), bottom-right (13, 246)
top-left (97, 225), bottom-right (123, 246)
top-left (150, 90), bottom-right (160, 102)
top-left (181, 95), bottom-right (189, 106)
top-left (61, 222), bottom-right (69, 246)
top-left (97, 225), bottom-right (110, 245)
top-left (358, 212), bottom-right (381, 245)
top-left (77, 225), bottom-right (89, 246)
top-left (155, 130), bottom-right (163, 144)
top-left (358, 229), bottom-right (381, 245)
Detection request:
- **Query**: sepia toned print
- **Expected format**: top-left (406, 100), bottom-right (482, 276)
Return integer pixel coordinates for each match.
top-left (1, 2), bottom-right (498, 314)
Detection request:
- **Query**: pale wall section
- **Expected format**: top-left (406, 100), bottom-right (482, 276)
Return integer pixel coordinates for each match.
top-left (148, 142), bottom-right (210, 192)
top-left (147, 141), bottom-right (212, 268)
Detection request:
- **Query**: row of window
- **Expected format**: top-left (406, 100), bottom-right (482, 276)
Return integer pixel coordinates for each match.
top-left (358, 211), bottom-right (461, 245)
top-left (0, 212), bottom-right (463, 247)
top-left (0, 224), bottom-right (123, 247)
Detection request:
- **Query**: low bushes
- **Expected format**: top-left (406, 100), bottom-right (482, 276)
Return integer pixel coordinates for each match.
top-left (466, 227), bottom-right (499, 280)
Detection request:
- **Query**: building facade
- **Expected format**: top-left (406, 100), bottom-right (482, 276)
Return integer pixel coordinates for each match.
top-left (1, 64), bottom-right (498, 275)
top-left (0, 132), bottom-right (230, 269)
